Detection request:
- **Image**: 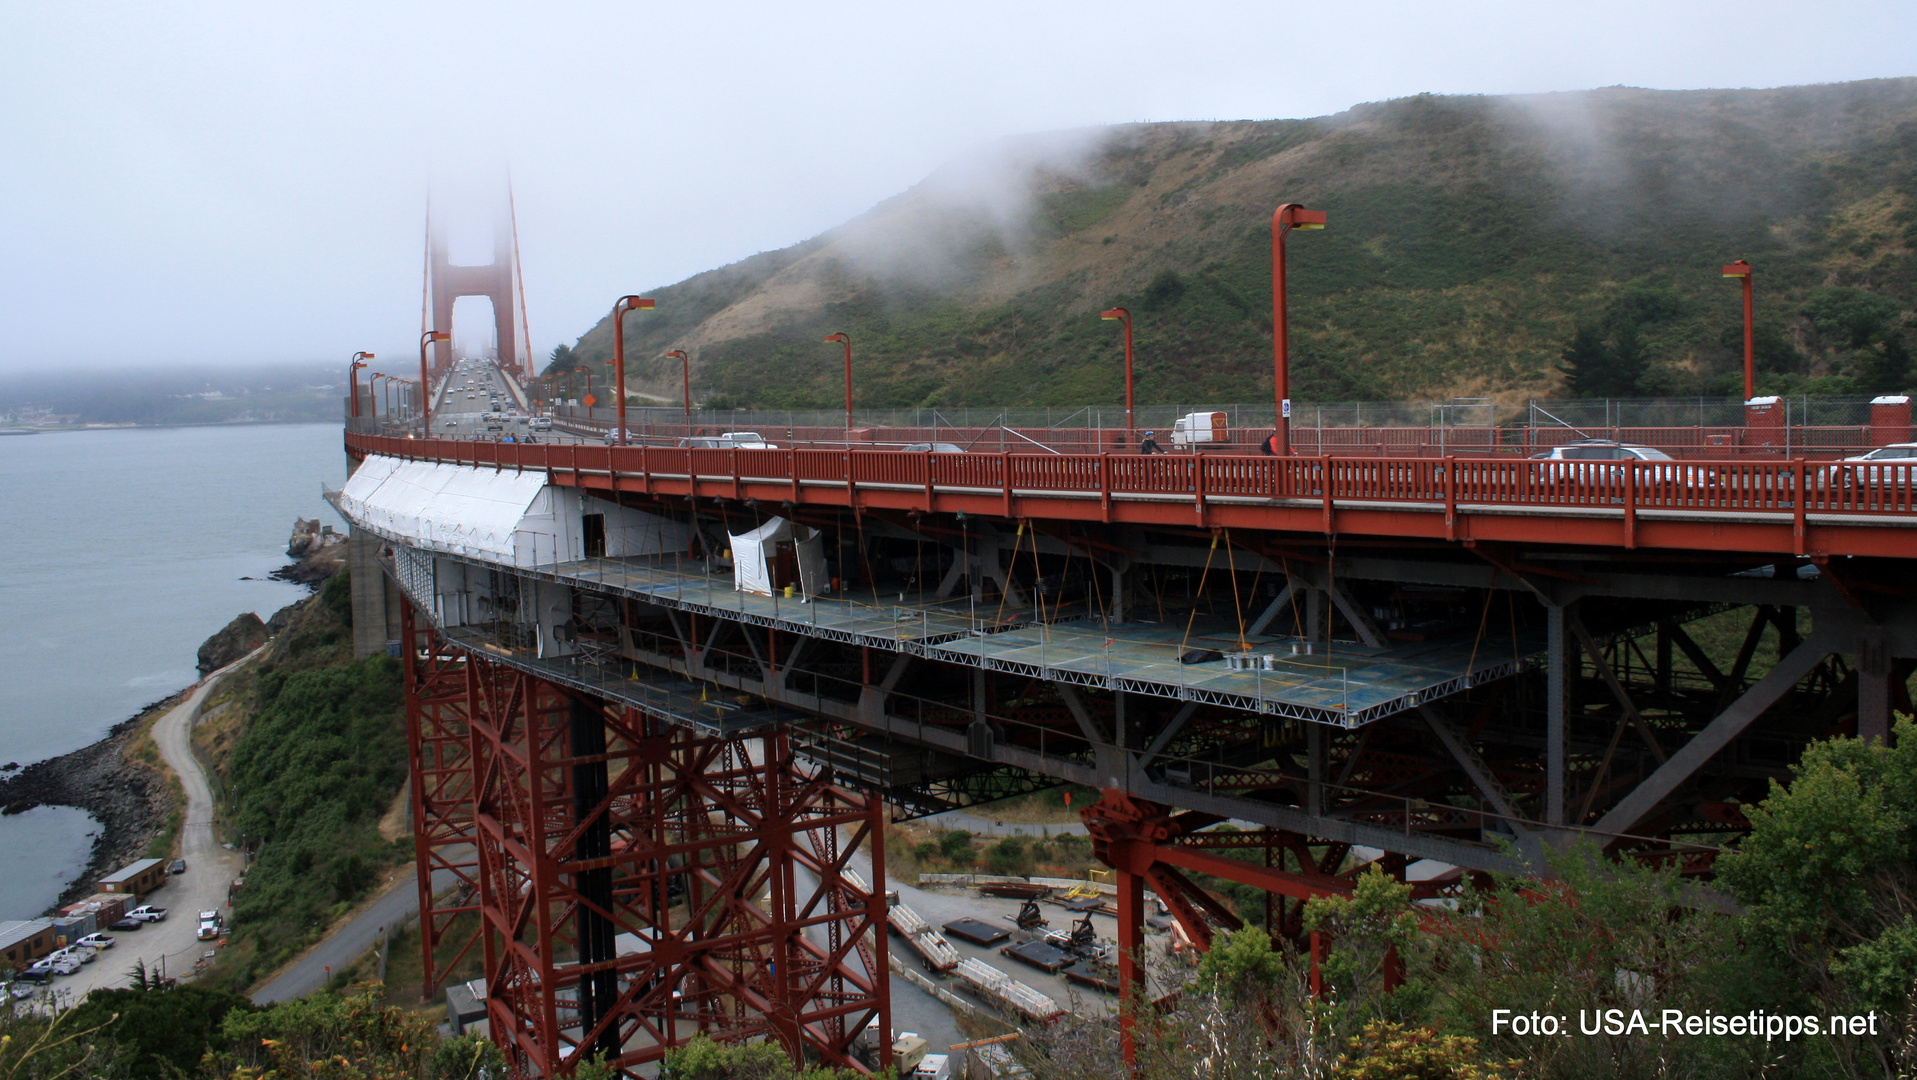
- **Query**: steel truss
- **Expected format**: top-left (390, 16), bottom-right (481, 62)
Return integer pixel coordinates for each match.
top-left (447, 646), bottom-right (890, 1077)
top-left (401, 600), bottom-right (482, 999)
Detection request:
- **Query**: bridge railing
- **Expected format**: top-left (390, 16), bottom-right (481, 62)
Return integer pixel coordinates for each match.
top-left (347, 431), bottom-right (1917, 521)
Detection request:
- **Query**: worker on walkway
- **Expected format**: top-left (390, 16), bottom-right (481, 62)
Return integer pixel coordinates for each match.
top-left (1139, 430), bottom-right (1164, 455)
top-left (1260, 431), bottom-right (1282, 455)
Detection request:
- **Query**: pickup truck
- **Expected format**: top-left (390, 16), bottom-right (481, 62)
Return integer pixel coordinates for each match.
top-left (126, 905), bottom-right (167, 922)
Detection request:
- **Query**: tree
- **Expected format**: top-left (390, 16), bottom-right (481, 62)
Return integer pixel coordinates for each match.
top-left (66, 985), bottom-right (254, 1080)
top-left (938, 829), bottom-right (976, 866)
top-left (1718, 722), bottom-right (1917, 1077)
top-left (1193, 923), bottom-right (1289, 1005)
top-left (207, 985), bottom-right (439, 1079)
top-left (544, 343), bottom-right (578, 377)
top-left (1802, 287), bottom-right (1911, 394)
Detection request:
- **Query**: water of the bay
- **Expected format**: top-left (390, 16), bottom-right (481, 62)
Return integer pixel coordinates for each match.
top-left (0, 423), bottom-right (342, 917)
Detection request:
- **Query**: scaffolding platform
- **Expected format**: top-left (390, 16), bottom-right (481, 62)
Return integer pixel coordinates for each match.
top-left (465, 553), bottom-right (1538, 728)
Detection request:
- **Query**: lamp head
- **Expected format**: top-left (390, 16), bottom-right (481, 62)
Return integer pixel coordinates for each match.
top-left (1722, 260), bottom-right (1752, 278)
top-left (824, 333), bottom-right (848, 344)
top-left (1100, 307), bottom-right (1129, 321)
top-left (619, 296), bottom-right (656, 312)
top-left (426, 331), bottom-right (449, 343)
top-left (666, 350), bottom-right (687, 359)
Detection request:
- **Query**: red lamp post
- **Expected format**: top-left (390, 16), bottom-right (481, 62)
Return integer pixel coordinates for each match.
top-left (419, 330), bottom-right (449, 433)
top-left (666, 350), bottom-right (690, 429)
top-left (348, 351), bottom-right (375, 419)
top-left (824, 332), bottom-right (854, 436)
top-left (369, 373), bottom-right (388, 418)
top-left (1270, 202), bottom-right (1326, 455)
top-left (1100, 307), bottom-right (1134, 441)
top-left (1722, 260), bottom-right (1755, 402)
top-left (611, 296), bottom-right (656, 446)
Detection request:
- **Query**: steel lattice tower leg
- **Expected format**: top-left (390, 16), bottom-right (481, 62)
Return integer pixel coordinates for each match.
top-left (460, 653), bottom-right (889, 1077)
top-left (400, 601), bottom-right (481, 999)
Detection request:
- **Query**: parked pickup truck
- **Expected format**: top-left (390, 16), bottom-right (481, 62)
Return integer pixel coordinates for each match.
top-left (125, 905), bottom-right (167, 922)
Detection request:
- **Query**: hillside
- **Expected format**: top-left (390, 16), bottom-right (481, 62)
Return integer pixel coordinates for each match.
top-left (554, 79), bottom-right (1917, 410)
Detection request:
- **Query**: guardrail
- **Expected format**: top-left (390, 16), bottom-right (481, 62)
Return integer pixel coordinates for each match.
top-left (344, 431), bottom-right (1917, 522)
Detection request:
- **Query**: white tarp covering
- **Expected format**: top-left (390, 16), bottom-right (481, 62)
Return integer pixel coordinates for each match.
top-left (341, 454), bottom-right (696, 569)
top-left (728, 516), bottom-right (826, 597)
top-left (338, 455), bottom-right (547, 563)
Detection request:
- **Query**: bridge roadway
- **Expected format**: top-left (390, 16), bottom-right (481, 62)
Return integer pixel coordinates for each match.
top-left (343, 430), bottom-right (1917, 559)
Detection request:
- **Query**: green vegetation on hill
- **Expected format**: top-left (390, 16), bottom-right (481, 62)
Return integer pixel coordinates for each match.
top-left (549, 80), bottom-right (1917, 410)
top-left (197, 569), bottom-right (411, 993)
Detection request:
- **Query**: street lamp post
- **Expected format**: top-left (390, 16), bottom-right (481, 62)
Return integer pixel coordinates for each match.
top-left (666, 350), bottom-right (691, 430)
top-left (1722, 260), bottom-right (1755, 402)
top-left (824, 333), bottom-right (854, 436)
top-left (611, 296), bottom-right (656, 446)
top-left (348, 351), bottom-right (375, 419)
top-left (419, 330), bottom-right (449, 435)
top-left (1100, 308), bottom-right (1134, 443)
top-left (1270, 202), bottom-right (1326, 455)
top-left (369, 373), bottom-right (388, 419)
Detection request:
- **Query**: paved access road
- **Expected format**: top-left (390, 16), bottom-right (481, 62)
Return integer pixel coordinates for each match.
top-left (48, 656), bottom-right (253, 1001)
top-left (250, 862), bottom-right (457, 1004)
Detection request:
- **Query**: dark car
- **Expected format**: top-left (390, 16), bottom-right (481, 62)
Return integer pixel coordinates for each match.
top-left (109, 918), bottom-right (143, 932)
top-left (169, 859), bottom-right (186, 874)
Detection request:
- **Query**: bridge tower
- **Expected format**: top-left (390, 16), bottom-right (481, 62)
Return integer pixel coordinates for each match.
top-left (425, 191), bottom-right (533, 380)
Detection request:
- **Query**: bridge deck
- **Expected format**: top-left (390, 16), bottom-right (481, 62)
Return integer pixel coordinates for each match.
top-left (346, 431), bottom-right (1917, 558)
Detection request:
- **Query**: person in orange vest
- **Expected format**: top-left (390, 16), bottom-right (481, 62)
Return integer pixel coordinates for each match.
top-left (1260, 431), bottom-right (1282, 455)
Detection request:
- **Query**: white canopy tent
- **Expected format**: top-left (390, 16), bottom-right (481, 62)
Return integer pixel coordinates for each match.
top-left (728, 517), bottom-right (828, 597)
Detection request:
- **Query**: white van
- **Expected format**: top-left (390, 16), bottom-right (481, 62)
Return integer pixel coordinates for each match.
top-left (1172, 411), bottom-right (1229, 447)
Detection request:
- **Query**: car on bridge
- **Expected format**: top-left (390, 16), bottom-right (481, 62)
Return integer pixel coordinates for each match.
top-left (901, 442), bottom-right (967, 453)
top-left (1831, 443), bottom-right (1917, 486)
top-left (682, 432), bottom-right (777, 450)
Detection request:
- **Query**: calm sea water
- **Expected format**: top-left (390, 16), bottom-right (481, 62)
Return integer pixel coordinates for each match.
top-left (0, 423), bottom-right (342, 916)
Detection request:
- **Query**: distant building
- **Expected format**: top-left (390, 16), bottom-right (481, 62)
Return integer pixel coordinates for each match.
top-left (98, 858), bottom-right (167, 898)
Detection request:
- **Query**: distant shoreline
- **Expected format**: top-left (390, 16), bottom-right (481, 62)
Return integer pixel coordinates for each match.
top-left (8, 418), bottom-right (339, 435)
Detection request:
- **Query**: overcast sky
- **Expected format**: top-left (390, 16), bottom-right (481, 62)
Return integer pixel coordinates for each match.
top-left (2, 1), bottom-right (1912, 373)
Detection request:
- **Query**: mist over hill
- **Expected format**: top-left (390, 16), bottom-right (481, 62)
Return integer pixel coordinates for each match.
top-left (555, 79), bottom-right (1917, 411)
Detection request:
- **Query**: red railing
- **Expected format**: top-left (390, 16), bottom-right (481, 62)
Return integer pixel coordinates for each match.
top-left (345, 433), bottom-right (1917, 524)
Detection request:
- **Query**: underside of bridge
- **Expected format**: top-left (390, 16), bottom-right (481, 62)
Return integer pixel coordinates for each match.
top-left (341, 436), bottom-right (1917, 1077)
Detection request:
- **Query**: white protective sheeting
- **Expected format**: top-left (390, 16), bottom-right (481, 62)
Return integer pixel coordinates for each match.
top-left (338, 454), bottom-right (548, 563)
top-left (728, 516), bottom-right (826, 597)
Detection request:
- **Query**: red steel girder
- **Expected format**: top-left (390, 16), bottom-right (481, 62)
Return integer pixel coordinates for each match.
top-left (459, 656), bottom-right (889, 1077)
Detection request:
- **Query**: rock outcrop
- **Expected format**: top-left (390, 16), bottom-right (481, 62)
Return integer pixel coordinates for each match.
top-left (197, 613), bottom-right (268, 675)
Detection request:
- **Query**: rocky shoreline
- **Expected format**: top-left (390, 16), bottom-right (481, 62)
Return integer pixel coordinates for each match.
top-left (0, 693), bottom-right (179, 913)
top-left (1, 540), bottom-right (337, 915)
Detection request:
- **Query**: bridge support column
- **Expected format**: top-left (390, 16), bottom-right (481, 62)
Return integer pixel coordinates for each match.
top-left (459, 655), bottom-right (887, 1076)
top-left (349, 528), bottom-right (391, 660)
top-left (1857, 630), bottom-right (1893, 744)
top-left (1546, 603), bottom-right (1569, 826)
